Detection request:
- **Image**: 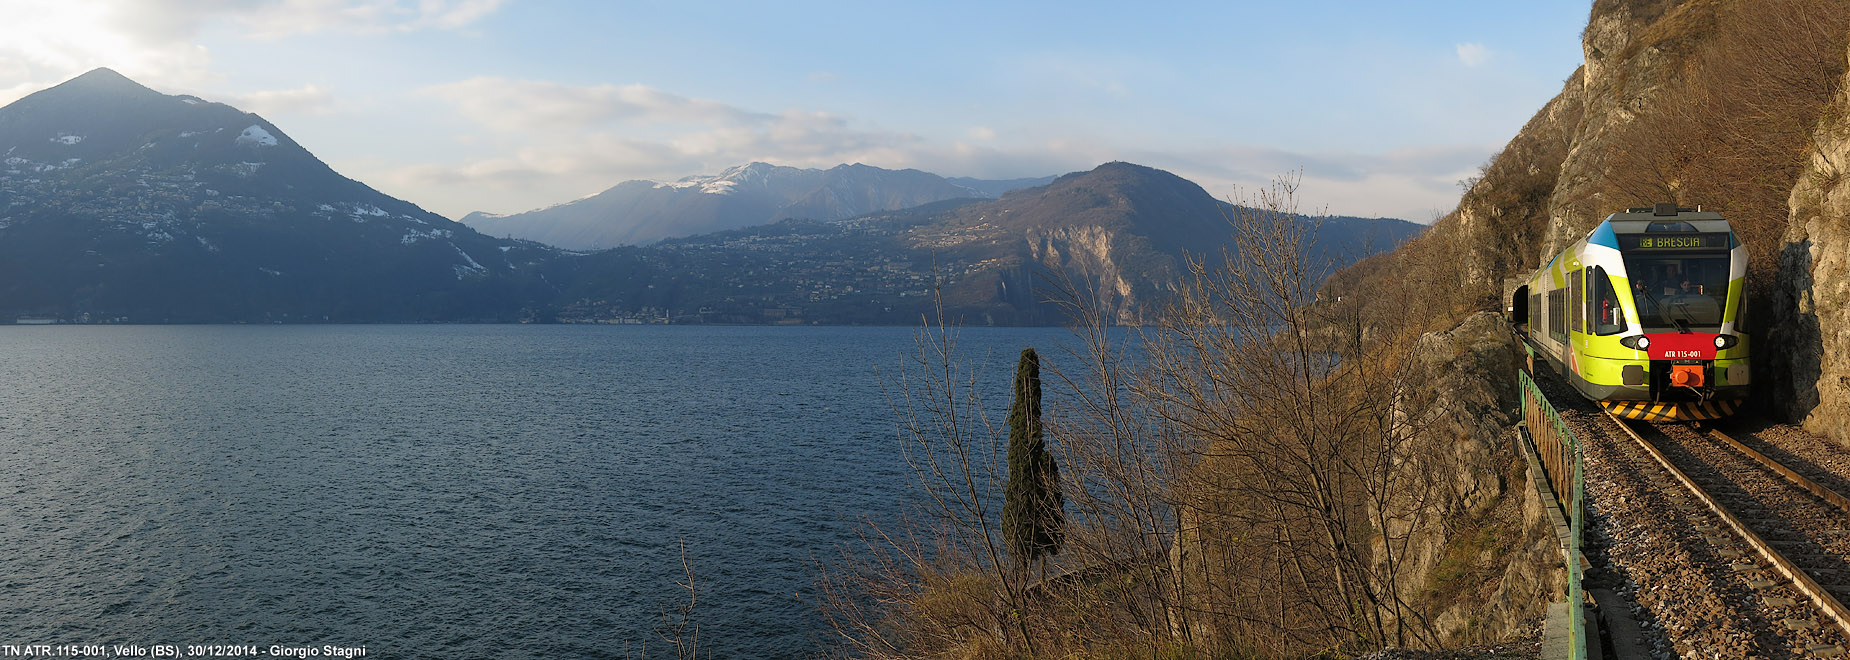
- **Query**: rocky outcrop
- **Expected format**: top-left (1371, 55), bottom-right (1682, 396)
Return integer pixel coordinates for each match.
top-left (1394, 0), bottom-right (1850, 436)
top-left (1024, 224), bottom-right (1153, 325)
top-left (1401, 313), bottom-right (1525, 516)
top-left (1771, 44), bottom-right (1850, 445)
top-left (1380, 311), bottom-right (1563, 644)
top-left (1331, 2), bottom-right (1850, 655)
top-left (1541, 0), bottom-right (1697, 255)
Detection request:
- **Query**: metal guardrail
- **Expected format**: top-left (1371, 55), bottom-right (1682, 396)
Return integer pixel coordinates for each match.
top-left (1520, 367), bottom-right (1588, 660)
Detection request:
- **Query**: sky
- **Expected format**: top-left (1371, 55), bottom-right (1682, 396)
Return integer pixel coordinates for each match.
top-left (0, 0), bottom-right (1592, 223)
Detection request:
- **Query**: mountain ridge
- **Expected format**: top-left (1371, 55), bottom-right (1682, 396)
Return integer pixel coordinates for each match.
top-left (460, 162), bottom-right (1054, 249)
top-left (0, 67), bottom-right (550, 322)
top-left (1, 69), bottom-right (1417, 325)
top-left (539, 161), bottom-right (1423, 325)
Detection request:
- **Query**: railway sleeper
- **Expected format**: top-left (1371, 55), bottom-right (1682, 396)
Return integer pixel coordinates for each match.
top-left (1548, 379), bottom-right (1850, 656)
top-left (1613, 415), bottom-right (1850, 643)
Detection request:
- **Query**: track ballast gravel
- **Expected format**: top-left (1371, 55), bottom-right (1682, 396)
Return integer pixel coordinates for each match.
top-left (1531, 367), bottom-right (1850, 659)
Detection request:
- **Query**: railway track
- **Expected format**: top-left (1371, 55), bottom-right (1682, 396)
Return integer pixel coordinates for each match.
top-left (1596, 411), bottom-right (1850, 658)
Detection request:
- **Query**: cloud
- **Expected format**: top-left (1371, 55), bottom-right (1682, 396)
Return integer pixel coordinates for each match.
top-left (388, 109), bottom-right (1488, 224)
top-left (1158, 144), bottom-right (1495, 223)
top-left (0, 0), bottom-right (219, 104)
top-left (1010, 51), bottom-right (1166, 102)
top-left (423, 77), bottom-right (773, 132)
top-left (378, 131), bottom-right (1104, 218)
top-left (99, 0), bottom-right (509, 41)
top-left (1456, 42), bottom-right (1491, 67)
top-left (1035, 57), bottom-right (1130, 98)
top-left (404, 112), bottom-right (919, 190)
top-left (223, 84), bottom-right (336, 115)
top-left (396, 73), bottom-right (1492, 222)
top-left (0, 0), bottom-right (506, 105)
top-left (414, 77), bottom-right (926, 185)
top-left (224, 0), bottom-right (509, 39)
top-left (389, 134), bottom-right (697, 189)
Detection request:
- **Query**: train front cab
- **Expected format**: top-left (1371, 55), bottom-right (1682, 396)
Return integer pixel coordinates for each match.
top-left (1572, 207), bottom-right (1750, 421)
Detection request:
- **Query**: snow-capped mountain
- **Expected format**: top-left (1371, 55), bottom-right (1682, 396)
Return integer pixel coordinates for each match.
top-left (0, 68), bottom-right (549, 322)
top-left (461, 162), bottom-right (1054, 250)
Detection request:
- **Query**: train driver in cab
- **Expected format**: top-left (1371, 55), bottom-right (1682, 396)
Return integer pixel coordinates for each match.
top-left (1657, 264), bottom-right (1684, 297)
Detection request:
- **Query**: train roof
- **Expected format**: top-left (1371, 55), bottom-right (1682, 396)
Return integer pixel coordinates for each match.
top-left (1602, 204), bottom-right (1729, 232)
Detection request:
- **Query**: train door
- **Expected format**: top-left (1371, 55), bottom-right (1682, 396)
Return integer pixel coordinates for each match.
top-left (1589, 266), bottom-right (1626, 335)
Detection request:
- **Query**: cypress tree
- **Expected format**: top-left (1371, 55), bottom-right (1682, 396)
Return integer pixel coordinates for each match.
top-left (1003, 347), bottom-right (1065, 572)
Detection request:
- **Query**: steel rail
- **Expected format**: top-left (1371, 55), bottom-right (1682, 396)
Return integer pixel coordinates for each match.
top-left (1707, 428), bottom-right (1850, 513)
top-left (1602, 411), bottom-right (1850, 642)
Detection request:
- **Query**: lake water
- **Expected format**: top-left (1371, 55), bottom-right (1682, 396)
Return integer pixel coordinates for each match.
top-left (0, 324), bottom-right (1076, 658)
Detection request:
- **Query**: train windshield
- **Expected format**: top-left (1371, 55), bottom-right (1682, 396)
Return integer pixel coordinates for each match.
top-left (1621, 252), bottom-right (1731, 332)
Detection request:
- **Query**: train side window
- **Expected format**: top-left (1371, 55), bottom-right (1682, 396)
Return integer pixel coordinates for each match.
top-left (1569, 268), bottom-right (1583, 335)
top-left (1591, 266), bottom-right (1627, 335)
top-left (1548, 288), bottom-right (1567, 342)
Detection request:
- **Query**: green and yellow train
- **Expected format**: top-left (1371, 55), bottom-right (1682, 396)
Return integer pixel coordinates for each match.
top-left (1512, 204), bottom-right (1749, 421)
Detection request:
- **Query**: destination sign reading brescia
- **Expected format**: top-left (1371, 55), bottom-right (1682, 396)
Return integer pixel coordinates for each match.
top-left (1619, 233), bottom-right (1729, 250)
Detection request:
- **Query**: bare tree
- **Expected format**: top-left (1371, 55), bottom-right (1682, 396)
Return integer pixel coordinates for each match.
top-left (821, 175), bottom-right (1465, 659)
top-left (628, 540), bottom-right (706, 660)
top-left (1049, 175), bottom-right (1453, 655)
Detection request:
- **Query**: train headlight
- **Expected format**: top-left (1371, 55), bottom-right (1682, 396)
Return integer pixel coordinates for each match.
top-left (1621, 335), bottom-right (1650, 350)
top-left (1714, 335), bottom-right (1738, 349)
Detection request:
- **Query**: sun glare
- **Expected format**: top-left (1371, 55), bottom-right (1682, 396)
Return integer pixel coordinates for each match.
top-left (1, 1), bottom-right (138, 71)
top-left (0, 0), bottom-right (218, 104)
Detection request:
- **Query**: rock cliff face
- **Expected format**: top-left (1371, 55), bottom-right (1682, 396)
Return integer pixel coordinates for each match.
top-left (1023, 223), bottom-right (1146, 325)
top-left (1303, 2), bottom-right (1850, 655)
top-left (921, 162), bottom-right (1422, 325)
top-left (1432, 0), bottom-right (1698, 307)
top-left (1546, 1), bottom-right (1725, 248)
top-left (1382, 312), bottom-right (1564, 644)
top-left (1388, 0), bottom-right (1850, 442)
top-left (1771, 45), bottom-right (1850, 442)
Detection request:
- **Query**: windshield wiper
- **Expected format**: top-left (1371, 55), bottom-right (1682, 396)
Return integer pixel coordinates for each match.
top-left (1638, 288), bottom-right (1667, 325)
top-left (1669, 299), bottom-right (1695, 334)
top-left (1637, 287), bottom-right (1693, 334)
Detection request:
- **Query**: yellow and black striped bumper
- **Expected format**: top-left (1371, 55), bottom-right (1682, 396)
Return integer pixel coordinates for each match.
top-left (1601, 399), bottom-right (1741, 421)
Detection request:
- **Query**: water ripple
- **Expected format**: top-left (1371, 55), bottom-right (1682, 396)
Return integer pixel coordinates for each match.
top-left (0, 325), bottom-right (1070, 658)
